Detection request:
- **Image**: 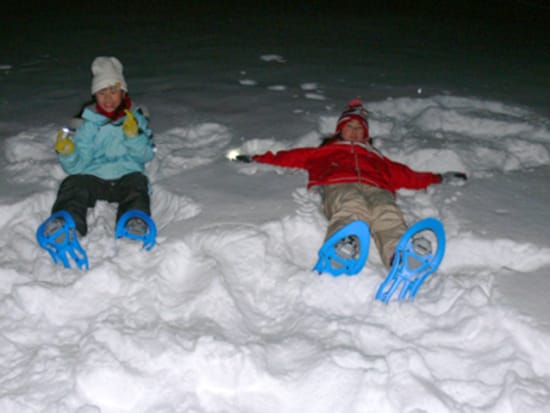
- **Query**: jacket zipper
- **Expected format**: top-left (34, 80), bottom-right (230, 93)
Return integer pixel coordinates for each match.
top-left (352, 143), bottom-right (361, 181)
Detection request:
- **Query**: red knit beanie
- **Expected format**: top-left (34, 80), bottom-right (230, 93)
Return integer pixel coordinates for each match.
top-left (335, 99), bottom-right (369, 138)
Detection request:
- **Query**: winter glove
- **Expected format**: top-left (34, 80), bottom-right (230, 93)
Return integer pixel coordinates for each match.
top-left (123, 109), bottom-right (138, 138)
top-left (440, 171), bottom-right (468, 184)
top-left (234, 154), bottom-right (253, 163)
top-left (54, 129), bottom-right (74, 155)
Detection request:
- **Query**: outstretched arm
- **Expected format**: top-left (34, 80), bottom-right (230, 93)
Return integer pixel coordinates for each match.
top-left (233, 147), bottom-right (316, 170)
top-left (387, 159), bottom-right (442, 190)
top-left (386, 156), bottom-right (468, 190)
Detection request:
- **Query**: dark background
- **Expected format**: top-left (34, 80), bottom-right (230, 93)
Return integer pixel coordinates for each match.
top-left (3, 0), bottom-right (550, 20)
top-left (1, 0), bottom-right (548, 130)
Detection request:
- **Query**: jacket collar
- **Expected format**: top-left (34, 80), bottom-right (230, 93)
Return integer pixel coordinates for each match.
top-left (332, 139), bottom-right (384, 157)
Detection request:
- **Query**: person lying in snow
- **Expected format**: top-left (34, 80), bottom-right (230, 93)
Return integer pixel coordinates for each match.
top-left (234, 99), bottom-right (466, 268)
top-left (37, 56), bottom-right (156, 268)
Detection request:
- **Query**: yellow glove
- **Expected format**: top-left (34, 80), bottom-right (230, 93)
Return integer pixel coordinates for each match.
top-left (54, 129), bottom-right (74, 155)
top-left (123, 109), bottom-right (138, 138)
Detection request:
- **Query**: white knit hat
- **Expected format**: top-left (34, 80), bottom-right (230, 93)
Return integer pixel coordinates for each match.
top-left (90, 56), bottom-right (128, 94)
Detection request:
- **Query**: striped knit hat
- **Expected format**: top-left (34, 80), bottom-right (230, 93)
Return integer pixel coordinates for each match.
top-left (335, 99), bottom-right (369, 138)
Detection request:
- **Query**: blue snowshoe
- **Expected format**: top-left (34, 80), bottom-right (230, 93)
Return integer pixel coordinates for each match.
top-left (115, 210), bottom-right (157, 250)
top-left (313, 220), bottom-right (370, 276)
top-left (376, 217), bottom-right (446, 303)
top-left (36, 210), bottom-right (89, 270)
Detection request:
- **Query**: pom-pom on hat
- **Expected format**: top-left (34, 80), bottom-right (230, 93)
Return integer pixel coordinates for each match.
top-left (335, 98), bottom-right (369, 138)
top-left (90, 56), bottom-right (127, 95)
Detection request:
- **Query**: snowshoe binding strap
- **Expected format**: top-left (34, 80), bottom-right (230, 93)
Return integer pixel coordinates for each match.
top-left (376, 217), bottom-right (445, 303)
top-left (115, 210), bottom-right (157, 251)
top-left (313, 220), bottom-right (370, 276)
top-left (36, 210), bottom-right (89, 270)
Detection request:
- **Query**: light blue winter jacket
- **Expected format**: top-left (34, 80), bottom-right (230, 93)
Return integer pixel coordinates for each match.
top-left (59, 106), bottom-right (154, 180)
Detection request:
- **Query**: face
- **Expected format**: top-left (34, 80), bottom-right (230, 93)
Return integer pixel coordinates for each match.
top-left (95, 85), bottom-right (124, 113)
top-left (340, 119), bottom-right (366, 143)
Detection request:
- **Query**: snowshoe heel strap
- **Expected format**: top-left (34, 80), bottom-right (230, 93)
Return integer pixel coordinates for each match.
top-left (313, 220), bottom-right (370, 276)
top-left (115, 210), bottom-right (157, 250)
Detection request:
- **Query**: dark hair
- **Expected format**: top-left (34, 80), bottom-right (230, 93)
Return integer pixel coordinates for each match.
top-left (319, 133), bottom-right (343, 147)
top-left (74, 97), bottom-right (96, 118)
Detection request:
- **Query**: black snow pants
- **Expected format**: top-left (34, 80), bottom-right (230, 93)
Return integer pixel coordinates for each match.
top-left (52, 172), bottom-right (151, 236)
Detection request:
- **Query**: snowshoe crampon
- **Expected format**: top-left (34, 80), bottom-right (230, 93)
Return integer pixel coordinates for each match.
top-left (313, 220), bottom-right (370, 276)
top-left (115, 210), bottom-right (157, 250)
top-left (36, 210), bottom-right (89, 270)
top-left (376, 217), bottom-right (445, 303)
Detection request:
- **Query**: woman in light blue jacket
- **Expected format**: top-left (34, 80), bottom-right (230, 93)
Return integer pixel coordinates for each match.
top-left (37, 56), bottom-right (156, 269)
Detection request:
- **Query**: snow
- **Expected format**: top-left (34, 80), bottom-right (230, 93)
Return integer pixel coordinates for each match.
top-left (1, 4), bottom-right (549, 413)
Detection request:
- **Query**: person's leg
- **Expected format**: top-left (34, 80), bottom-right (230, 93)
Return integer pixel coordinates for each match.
top-left (51, 174), bottom-right (103, 236)
top-left (360, 186), bottom-right (407, 268)
top-left (323, 183), bottom-right (367, 241)
top-left (111, 172), bottom-right (151, 223)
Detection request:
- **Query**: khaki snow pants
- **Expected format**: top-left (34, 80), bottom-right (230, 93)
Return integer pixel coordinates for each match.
top-left (322, 183), bottom-right (407, 268)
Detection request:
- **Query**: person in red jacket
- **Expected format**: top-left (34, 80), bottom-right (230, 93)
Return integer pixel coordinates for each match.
top-left (235, 99), bottom-right (466, 267)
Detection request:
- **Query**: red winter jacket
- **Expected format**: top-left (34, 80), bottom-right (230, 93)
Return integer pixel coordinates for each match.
top-left (252, 140), bottom-right (441, 193)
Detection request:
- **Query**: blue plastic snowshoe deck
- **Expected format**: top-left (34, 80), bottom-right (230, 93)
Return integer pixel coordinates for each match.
top-left (376, 217), bottom-right (445, 303)
top-left (115, 210), bottom-right (157, 250)
top-left (36, 210), bottom-right (89, 270)
top-left (313, 220), bottom-right (370, 276)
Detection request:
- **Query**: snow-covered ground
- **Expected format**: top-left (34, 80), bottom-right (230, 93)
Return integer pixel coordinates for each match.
top-left (1, 5), bottom-right (549, 412)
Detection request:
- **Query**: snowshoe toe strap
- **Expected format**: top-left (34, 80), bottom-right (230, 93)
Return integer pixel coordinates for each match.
top-left (313, 220), bottom-right (370, 276)
top-left (376, 218), bottom-right (445, 303)
top-left (36, 211), bottom-right (89, 270)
